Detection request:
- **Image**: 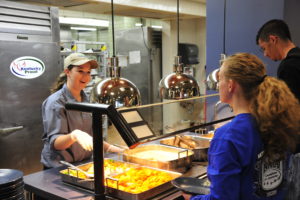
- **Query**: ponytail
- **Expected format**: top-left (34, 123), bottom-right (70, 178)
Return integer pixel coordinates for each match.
top-left (50, 65), bottom-right (75, 94)
top-left (250, 76), bottom-right (300, 161)
top-left (50, 72), bottom-right (67, 94)
top-left (223, 53), bottom-right (300, 162)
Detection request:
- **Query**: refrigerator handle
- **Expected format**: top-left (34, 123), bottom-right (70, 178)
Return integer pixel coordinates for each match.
top-left (0, 126), bottom-right (24, 135)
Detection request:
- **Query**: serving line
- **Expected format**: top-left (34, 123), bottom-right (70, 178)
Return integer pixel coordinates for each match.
top-left (24, 154), bottom-right (207, 200)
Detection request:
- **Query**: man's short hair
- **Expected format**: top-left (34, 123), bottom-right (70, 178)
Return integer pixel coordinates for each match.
top-left (256, 19), bottom-right (292, 44)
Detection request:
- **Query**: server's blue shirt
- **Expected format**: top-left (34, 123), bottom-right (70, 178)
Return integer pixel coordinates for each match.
top-left (41, 84), bottom-right (93, 168)
top-left (191, 113), bottom-right (286, 200)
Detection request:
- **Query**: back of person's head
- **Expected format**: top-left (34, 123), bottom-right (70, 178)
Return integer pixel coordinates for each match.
top-left (222, 53), bottom-right (266, 100)
top-left (223, 53), bottom-right (300, 162)
top-left (256, 19), bottom-right (292, 44)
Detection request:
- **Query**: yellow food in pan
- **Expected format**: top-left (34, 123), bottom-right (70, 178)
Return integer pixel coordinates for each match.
top-left (106, 167), bottom-right (174, 194)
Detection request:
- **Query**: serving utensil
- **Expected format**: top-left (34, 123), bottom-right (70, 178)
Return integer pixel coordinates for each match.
top-left (60, 161), bottom-right (94, 178)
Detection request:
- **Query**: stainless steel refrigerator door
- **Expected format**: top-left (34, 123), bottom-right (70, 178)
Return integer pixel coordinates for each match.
top-left (116, 27), bottom-right (162, 105)
top-left (0, 40), bottom-right (60, 174)
top-left (116, 27), bottom-right (163, 135)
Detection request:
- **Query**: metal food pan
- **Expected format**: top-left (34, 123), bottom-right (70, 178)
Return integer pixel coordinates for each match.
top-left (60, 159), bottom-right (182, 200)
top-left (123, 144), bottom-right (194, 173)
top-left (60, 167), bottom-right (94, 191)
top-left (194, 130), bottom-right (214, 141)
top-left (160, 134), bottom-right (210, 161)
top-left (105, 166), bottom-right (182, 200)
top-left (60, 159), bottom-right (139, 191)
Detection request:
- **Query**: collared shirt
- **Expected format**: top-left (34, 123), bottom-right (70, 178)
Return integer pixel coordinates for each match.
top-left (191, 114), bottom-right (286, 200)
top-left (41, 84), bottom-right (93, 168)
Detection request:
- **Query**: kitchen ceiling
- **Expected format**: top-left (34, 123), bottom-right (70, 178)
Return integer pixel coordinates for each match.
top-left (9, 0), bottom-right (206, 19)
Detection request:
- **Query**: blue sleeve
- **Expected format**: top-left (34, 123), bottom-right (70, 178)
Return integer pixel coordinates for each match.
top-left (190, 139), bottom-right (242, 200)
top-left (190, 195), bottom-right (210, 200)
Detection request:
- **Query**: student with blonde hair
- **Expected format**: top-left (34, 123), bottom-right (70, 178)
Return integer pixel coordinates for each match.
top-left (183, 53), bottom-right (300, 200)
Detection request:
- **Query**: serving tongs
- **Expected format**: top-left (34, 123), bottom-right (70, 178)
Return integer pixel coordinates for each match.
top-left (60, 160), bottom-right (94, 179)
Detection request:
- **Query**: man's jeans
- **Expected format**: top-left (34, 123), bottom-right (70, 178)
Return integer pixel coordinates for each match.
top-left (285, 153), bottom-right (300, 200)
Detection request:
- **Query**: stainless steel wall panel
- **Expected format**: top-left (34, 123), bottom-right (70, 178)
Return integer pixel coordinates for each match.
top-left (49, 7), bottom-right (60, 43)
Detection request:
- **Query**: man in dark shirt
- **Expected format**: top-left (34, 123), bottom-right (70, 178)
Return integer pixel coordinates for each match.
top-left (256, 19), bottom-right (300, 102)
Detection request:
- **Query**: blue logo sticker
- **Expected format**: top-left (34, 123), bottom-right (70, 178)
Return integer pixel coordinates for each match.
top-left (10, 56), bottom-right (45, 79)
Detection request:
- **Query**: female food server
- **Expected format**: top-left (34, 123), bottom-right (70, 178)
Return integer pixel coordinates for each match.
top-left (41, 53), bottom-right (123, 169)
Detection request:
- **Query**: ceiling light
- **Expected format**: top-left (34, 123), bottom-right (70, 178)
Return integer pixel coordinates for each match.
top-left (70, 27), bottom-right (97, 31)
top-left (135, 23), bottom-right (143, 27)
top-left (151, 25), bottom-right (162, 29)
top-left (59, 17), bottom-right (109, 27)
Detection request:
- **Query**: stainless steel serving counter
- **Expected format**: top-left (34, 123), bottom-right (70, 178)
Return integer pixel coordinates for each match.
top-left (24, 160), bottom-right (207, 200)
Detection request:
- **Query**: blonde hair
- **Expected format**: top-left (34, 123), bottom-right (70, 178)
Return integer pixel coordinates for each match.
top-left (223, 53), bottom-right (300, 161)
